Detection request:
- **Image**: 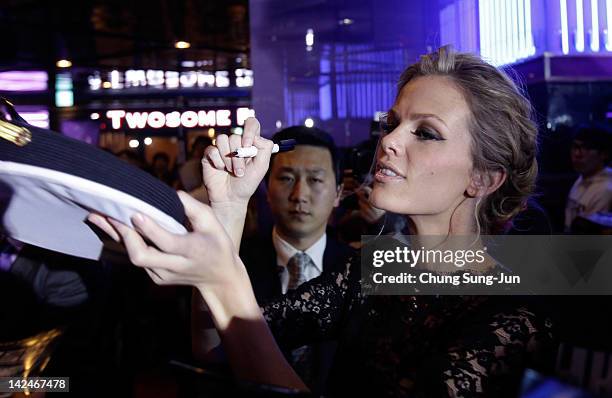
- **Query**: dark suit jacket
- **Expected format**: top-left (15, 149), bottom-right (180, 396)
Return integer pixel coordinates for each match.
top-left (239, 228), bottom-right (354, 394)
top-left (240, 228), bottom-right (354, 303)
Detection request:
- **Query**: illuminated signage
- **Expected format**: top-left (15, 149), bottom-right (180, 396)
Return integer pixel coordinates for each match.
top-left (0, 71), bottom-right (48, 92)
top-left (235, 68), bottom-right (253, 87)
top-left (105, 107), bottom-right (255, 130)
top-left (18, 109), bottom-right (49, 129)
top-left (89, 68), bottom-right (253, 91)
top-left (55, 73), bottom-right (74, 107)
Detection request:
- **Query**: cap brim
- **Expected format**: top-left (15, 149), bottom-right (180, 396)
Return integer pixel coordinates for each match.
top-left (1, 161), bottom-right (187, 260)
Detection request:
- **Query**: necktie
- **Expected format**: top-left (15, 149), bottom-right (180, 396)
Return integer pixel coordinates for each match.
top-left (286, 253), bottom-right (315, 387)
top-left (287, 252), bottom-right (311, 290)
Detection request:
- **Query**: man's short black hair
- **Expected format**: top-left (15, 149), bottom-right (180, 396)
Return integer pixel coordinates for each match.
top-left (574, 123), bottom-right (612, 159)
top-left (268, 126), bottom-right (341, 186)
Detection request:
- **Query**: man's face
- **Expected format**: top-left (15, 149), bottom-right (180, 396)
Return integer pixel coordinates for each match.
top-left (571, 140), bottom-right (607, 177)
top-left (267, 145), bottom-right (340, 242)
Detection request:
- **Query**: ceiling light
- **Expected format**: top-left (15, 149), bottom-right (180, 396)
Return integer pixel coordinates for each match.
top-left (305, 29), bottom-right (314, 47)
top-left (175, 40), bottom-right (191, 49)
top-left (56, 59), bottom-right (72, 68)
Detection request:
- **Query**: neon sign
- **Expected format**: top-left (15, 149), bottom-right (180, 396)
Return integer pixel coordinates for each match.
top-left (89, 68), bottom-right (253, 91)
top-left (0, 71), bottom-right (48, 92)
top-left (105, 107), bottom-right (255, 130)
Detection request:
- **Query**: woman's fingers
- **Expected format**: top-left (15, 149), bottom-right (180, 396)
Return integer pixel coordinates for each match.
top-left (144, 267), bottom-right (182, 286)
top-left (204, 145), bottom-right (225, 170)
top-left (178, 190), bottom-right (219, 234)
top-left (145, 267), bottom-right (164, 284)
top-left (229, 133), bottom-right (245, 177)
top-left (130, 212), bottom-right (188, 255)
top-left (108, 218), bottom-right (188, 270)
top-left (251, 135), bottom-right (274, 171)
top-left (214, 133), bottom-right (232, 172)
top-left (242, 117), bottom-right (259, 149)
top-left (88, 213), bottom-right (121, 242)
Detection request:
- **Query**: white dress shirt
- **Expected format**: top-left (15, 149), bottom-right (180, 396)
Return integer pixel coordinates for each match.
top-left (272, 228), bottom-right (326, 294)
top-left (565, 167), bottom-right (612, 229)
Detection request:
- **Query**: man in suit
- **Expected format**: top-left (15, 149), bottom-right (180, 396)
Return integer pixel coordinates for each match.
top-left (239, 126), bottom-right (354, 394)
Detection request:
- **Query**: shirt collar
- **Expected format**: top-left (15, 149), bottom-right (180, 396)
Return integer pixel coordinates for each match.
top-left (272, 227), bottom-right (326, 273)
top-left (581, 166), bottom-right (612, 183)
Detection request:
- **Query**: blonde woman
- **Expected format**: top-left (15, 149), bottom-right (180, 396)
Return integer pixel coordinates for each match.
top-left (90, 46), bottom-right (552, 396)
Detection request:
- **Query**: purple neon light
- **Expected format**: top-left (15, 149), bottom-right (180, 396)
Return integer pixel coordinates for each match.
top-left (20, 111), bottom-right (49, 128)
top-left (0, 71), bottom-right (48, 92)
top-left (8, 105), bottom-right (50, 129)
top-left (606, 111), bottom-right (612, 119)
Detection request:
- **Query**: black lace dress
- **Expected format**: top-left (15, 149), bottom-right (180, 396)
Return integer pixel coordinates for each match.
top-left (262, 256), bottom-right (554, 397)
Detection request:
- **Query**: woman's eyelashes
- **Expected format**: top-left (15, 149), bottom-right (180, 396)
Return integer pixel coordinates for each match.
top-left (380, 113), bottom-right (445, 141)
top-left (411, 127), bottom-right (445, 141)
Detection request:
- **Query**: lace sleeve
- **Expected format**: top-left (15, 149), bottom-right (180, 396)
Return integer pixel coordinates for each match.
top-left (261, 256), bottom-right (359, 350)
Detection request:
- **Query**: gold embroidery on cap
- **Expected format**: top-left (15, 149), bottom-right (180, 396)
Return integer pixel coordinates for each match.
top-left (0, 119), bottom-right (31, 146)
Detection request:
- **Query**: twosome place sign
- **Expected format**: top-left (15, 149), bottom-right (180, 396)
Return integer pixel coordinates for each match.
top-left (104, 107), bottom-right (255, 130)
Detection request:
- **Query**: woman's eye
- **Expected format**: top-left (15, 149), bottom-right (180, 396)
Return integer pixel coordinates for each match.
top-left (278, 176), bottom-right (293, 182)
top-left (412, 128), bottom-right (442, 141)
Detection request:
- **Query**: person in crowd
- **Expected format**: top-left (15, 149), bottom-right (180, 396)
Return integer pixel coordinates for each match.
top-left (116, 149), bottom-right (147, 171)
top-left (564, 124), bottom-right (612, 232)
top-left (90, 46), bottom-right (554, 397)
top-left (336, 131), bottom-right (408, 246)
top-left (236, 126), bottom-right (354, 393)
top-left (336, 177), bottom-right (390, 247)
top-left (150, 152), bottom-right (176, 186)
top-left (179, 135), bottom-right (213, 192)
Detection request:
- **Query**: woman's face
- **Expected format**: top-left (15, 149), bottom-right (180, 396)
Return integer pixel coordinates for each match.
top-left (370, 75), bottom-right (475, 218)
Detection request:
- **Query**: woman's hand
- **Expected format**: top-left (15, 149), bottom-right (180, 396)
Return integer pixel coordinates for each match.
top-left (88, 191), bottom-right (246, 293)
top-left (202, 117), bottom-right (273, 249)
top-left (88, 192), bottom-right (308, 391)
top-left (203, 117), bottom-right (274, 207)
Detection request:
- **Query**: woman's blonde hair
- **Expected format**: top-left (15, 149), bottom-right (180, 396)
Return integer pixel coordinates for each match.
top-left (398, 46), bottom-right (538, 234)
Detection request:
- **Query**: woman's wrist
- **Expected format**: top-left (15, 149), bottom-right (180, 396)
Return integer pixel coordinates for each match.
top-left (210, 202), bottom-right (248, 250)
top-left (210, 201), bottom-right (248, 222)
top-left (196, 258), bottom-right (262, 331)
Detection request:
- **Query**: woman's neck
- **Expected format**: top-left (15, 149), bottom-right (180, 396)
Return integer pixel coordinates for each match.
top-left (404, 199), bottom-right (497, 273)
top-left (408, 197), bottom-right (478, 236)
